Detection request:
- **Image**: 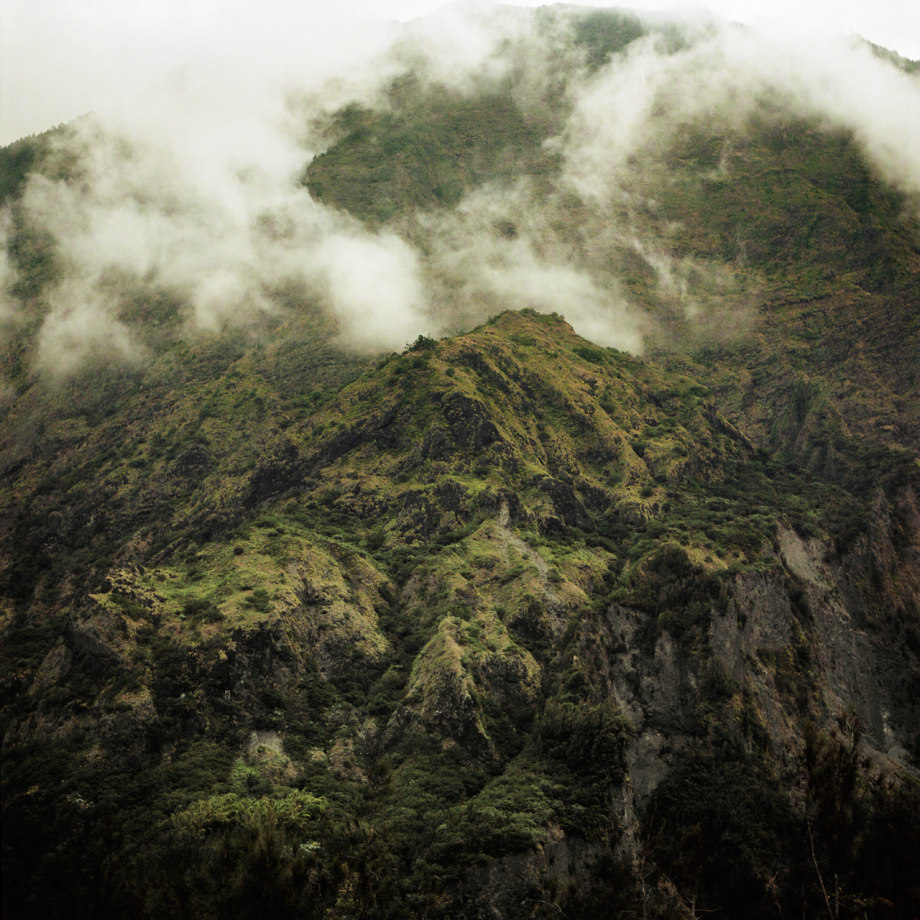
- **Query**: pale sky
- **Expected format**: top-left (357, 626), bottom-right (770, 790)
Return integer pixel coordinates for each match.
top-left (2, 0), bottom-right (918, 145)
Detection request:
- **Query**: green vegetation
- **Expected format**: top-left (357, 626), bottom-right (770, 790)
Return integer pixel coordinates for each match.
top-left (2, 14), bottom-right (920, 917)
top-left (572, 9), bottom-right (647, 68)
top-left (304, 82), bottom-right (558, 223)
top-left (2, 293), bottom-right (917, 918)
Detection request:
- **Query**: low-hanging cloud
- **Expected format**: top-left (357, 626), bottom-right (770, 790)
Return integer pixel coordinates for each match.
top-left (417, 181), bottom-right (647, 351)
top-left (8, 53), bottom-right (444, 376)
top-left (0, 211), bottom-right (19, 325)
top-left (560, 24), bottom-right (920, 204)
top-left (36, 280), bottom-right (144, 377)
top-left (313, 231), bottom-right (434, 352)
top-left (2, 2), bottom-right (918, 382)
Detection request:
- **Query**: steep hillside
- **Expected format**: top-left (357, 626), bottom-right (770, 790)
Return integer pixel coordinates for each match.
top-left (303, 53), bottom-right (920, 456)
top-left (2, 5), bottom-right (920, 919)
top-left (2, 310), bottom-right (919, 918)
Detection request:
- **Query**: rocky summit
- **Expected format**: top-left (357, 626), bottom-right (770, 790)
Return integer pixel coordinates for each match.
top-left (2, 5), bottom-right (919, 919)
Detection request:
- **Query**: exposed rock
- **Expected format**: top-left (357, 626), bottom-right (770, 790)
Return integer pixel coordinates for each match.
top-left (538, 476), bottom-right (595, 531)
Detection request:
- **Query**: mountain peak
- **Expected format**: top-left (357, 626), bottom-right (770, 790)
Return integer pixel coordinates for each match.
top-left (2, 9), bottom-right (920, 918)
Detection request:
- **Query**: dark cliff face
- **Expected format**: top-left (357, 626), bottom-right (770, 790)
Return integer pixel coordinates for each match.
top-left (2, 6), bottom-right (920, 918)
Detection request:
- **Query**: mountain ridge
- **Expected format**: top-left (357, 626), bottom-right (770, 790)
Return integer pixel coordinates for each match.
top-left (2, 5), bottom-right (920, 917)
top-left (3, 309), bottom-right (919, 918)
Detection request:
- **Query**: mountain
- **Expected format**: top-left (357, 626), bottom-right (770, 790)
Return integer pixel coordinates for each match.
top-left (2, 5), bottom-right (920, 919)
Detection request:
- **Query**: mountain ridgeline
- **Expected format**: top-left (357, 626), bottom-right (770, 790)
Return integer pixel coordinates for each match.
top-left (2, 5), bottom-right (920, 919)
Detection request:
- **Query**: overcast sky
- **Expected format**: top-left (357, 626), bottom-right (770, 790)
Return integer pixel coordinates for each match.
top-left (2, 0), bottom-right (919, 145)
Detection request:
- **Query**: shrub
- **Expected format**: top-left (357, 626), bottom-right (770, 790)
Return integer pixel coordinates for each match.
top-left (573, 344), bottom-right (605, 365)
top-left (406, 334), bottom-right (438, 352)
top-left (182, 598), bottom-right (224, 622)
top-left (248, 589), bottom-right (271, 612)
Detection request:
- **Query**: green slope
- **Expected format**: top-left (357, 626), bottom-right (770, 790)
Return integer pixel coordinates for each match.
top-left (2, 7), bottom-right (920, 918)
top-left (2, 310), bottom-right (918, 918)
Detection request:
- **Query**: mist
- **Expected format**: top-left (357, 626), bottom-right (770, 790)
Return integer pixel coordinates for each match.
top-left (2, 1), bottom-right (918, 382)
top-left (561, 25), bottom-right (920, 202)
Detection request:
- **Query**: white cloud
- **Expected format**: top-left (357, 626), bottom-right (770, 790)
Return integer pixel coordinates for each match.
top-left (4, 1), bottom-right (917, 145)
top-left (0, 211), bottom-right (20, 324)
top-left (560, 24), bottom-right (920, 205)
top-left (419, 183), bottom-right (647, 350)
top-left (3, 2), bottom-right (917, 379)
top-left (315, 232), bottom-right (435, 351)
top-left (35, 279), bottom-right (145, 378)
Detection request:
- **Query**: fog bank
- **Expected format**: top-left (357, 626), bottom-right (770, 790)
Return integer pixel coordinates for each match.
top-left (2, 2), bottom-right (918, 380)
